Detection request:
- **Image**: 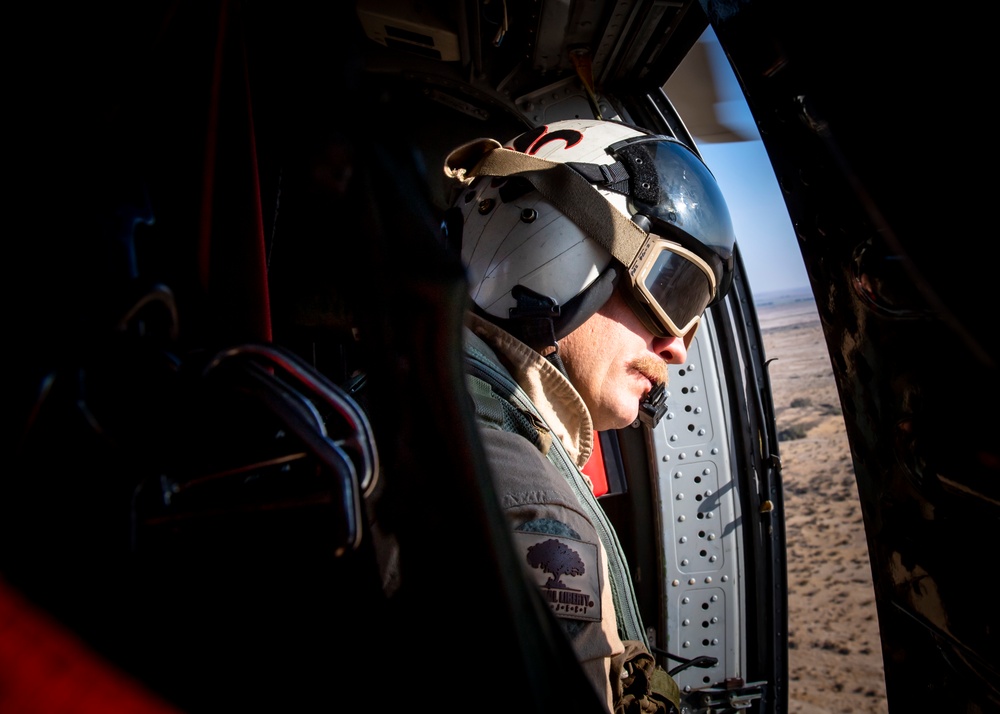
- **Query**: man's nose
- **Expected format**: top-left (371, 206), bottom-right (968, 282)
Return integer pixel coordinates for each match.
top-left (653, 334), bottom-right (688, 364)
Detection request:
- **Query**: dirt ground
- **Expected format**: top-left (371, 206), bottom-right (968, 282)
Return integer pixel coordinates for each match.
top-left (757, 293), bottom-right (889, 714)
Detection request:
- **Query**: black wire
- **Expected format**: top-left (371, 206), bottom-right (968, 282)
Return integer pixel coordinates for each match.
top-left (650, 646), bottom-right (720, 676)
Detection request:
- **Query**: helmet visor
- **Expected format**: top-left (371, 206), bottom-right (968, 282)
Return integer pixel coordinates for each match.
top-left (610, 136), bottom-right (736, 294)
top-left (628, 237), bottom-right (716, 346)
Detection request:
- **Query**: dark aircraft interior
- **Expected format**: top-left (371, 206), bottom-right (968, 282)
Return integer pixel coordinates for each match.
top-left (5, 2), bottom-right (998, 712)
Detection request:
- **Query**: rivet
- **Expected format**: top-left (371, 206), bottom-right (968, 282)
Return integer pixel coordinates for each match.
top-left (520, 208), bottom-right (537, 223)
top-left (478, 198), bottom-right (494, 214)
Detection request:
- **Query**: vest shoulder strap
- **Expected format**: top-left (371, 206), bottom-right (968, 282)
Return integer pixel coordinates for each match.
top-left (466, 373), bottom-right (552, 455)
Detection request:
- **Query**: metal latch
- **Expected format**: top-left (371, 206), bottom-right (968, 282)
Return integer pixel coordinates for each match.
top-left (691, 681), bottom-right (766, 711)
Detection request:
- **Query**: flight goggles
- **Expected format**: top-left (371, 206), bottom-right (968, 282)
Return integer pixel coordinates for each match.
top-left (623, 235), bottom-right (717, 347)
top-left (445, 133), bottom-right (735, 344)
top-left (607, 134), bottom-right (735, 343)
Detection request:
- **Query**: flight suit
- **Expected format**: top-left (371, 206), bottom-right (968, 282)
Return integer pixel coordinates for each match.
top-left (464, 313), bottom-right (678, 713)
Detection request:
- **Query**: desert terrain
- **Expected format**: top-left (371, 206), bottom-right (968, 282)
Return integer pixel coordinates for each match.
top-left (756, 290), bottom-right (888, 714)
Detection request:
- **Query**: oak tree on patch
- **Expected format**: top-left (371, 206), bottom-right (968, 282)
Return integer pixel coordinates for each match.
top-left (526, 538), bottom-right (585, 589)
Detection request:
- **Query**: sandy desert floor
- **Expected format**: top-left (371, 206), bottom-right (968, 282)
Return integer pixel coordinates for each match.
top-left (757, 294), bottom-right (888, 714)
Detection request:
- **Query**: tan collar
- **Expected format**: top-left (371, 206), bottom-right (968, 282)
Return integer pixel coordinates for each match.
top-left (466, 313), bottom-right (594, 468)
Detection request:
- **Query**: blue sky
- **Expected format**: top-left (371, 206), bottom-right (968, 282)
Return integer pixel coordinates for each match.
top-left (701, 140), bottom-right (809, 296)
top-left (683, 29), bottom-right (810, 297)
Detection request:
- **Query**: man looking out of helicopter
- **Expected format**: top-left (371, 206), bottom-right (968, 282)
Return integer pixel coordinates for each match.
top-left (444, 118), bottom-right (736, 713)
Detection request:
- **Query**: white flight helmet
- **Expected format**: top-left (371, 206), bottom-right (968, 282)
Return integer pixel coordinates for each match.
top-left (444, 119), bottom-right (735, 349)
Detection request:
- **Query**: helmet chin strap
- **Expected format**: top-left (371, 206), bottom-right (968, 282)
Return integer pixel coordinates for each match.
top-left (508, 285), bottom-right (564, 372)
top-left (553, 266), bottom-right (618, 340)
top-left (507, 267), bottom-right (619, 375)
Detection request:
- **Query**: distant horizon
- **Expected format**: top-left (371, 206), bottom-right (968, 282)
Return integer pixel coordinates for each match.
top-left (751, 284), bottom-right (815, 306)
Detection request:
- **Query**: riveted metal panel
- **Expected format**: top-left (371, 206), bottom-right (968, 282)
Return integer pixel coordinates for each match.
top-left (651, 316), bottom-right (744, 695)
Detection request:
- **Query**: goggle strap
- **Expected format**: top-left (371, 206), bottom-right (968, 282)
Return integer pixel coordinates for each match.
top-left (565, 160), bottom-right (630, 195)
top-left (463, 145), bottom-right (647, 268)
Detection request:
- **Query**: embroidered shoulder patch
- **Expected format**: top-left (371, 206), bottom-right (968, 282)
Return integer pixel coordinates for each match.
top-left (513, 531), bottom-right (601, 622)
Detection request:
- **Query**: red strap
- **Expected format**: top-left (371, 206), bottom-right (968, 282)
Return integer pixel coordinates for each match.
top-left (0, 578), bottom-right (180, 714)
top-left (198, 0), bottom-right (273, 342)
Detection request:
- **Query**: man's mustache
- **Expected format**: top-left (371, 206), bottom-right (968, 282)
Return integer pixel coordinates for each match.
top-left (630, 354), bottom-right (669, 386)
